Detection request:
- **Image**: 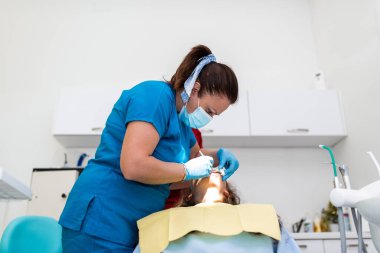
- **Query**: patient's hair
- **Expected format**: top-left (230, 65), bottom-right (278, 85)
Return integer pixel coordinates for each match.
top-left (178, 182), bottom-right (240, 207)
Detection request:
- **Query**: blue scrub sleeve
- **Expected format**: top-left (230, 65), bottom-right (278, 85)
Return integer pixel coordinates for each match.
top-left (124, 88), bottom-right (173, 138)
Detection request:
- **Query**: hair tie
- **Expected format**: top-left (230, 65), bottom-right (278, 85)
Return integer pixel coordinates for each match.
top-left (181, 54), bottom-right (216, 103)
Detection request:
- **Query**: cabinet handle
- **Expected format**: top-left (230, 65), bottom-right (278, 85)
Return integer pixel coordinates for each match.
top-left (200, 129), bottom-right (214, 134)
top-left (91, 127), bottom-right (103, 132)
top-left (348, 243), bottom-right (368, 247)
top-left (298, 244), bottom-right (307, 249)
top-left (287, 128), bottom-right (309, 133)
top-left (61, 193), bottom-right (67, 199)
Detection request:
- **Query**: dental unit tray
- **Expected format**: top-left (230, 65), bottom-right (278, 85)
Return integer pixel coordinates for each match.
top-left (0, 167), bottom-right (32, 200)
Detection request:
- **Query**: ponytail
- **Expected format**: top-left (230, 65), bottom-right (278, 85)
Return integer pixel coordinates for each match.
top-left (170, 45), bottom-right (212, 91)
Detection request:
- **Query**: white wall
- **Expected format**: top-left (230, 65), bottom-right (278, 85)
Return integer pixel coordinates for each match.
top-left (0, 0), bottom-right (345, 233)
top-left (309, 0), bottom-right (380, 189)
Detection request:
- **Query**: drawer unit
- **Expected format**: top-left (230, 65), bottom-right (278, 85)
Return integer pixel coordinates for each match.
top-left (324, 239), bottom-right (377, 253)
top-left (27, 168), bottom-right (81, 220)
top-left (296, 239), bottom-right (325, 253)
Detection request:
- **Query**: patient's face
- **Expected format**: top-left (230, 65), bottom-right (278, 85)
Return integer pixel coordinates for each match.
top-left (191, 172), bottom-right (229, 204)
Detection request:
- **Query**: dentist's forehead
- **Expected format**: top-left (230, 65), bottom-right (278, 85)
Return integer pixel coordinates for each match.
top-left (200, 93), bottom-right (230, 116)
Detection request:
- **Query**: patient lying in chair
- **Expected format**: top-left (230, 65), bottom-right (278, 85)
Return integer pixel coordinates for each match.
top-left (134, 172), bottom-right (301, 253)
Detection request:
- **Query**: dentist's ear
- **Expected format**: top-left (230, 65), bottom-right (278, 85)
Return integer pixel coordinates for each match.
top-left (190, 82), bottom-right (201, 96)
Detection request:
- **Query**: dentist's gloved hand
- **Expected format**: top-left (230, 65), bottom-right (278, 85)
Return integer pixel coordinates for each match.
top-left (183, 156), bottom-right (213, 181)
top-left (217, 148), bottom-right (239, 181)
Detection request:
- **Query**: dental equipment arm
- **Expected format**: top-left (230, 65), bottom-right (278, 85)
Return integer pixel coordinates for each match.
top-left (329, 151), bottom-right (380, 253)
top-left (319, 145), bottom-right (347, 253)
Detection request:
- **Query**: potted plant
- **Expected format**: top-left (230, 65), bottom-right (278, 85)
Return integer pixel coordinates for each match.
top-left (321, 202), bottom-right (339, 232)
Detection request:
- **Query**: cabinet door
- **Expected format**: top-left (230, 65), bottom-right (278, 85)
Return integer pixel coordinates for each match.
top-left (199, 90), bottom-right (250, 136)
top-left (324, 239), bottom-right (377, 253)
top-left (295, 240), bottom-right (325, 253)
top-left (27, 170), bottom-right (78, 220)
top-left (53, 87), bottom-right (123, 135)
top-left (199, 90), bottom-right (251, 147)
top-left (249, 90), bottom-right (346, 136)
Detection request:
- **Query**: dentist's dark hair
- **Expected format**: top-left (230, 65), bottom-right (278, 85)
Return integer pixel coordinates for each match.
top-left (169, 45), bottom-right (239, 104)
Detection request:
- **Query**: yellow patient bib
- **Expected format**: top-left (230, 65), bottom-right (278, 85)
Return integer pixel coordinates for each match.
top-left (137, 203), bottom-right (281, 253)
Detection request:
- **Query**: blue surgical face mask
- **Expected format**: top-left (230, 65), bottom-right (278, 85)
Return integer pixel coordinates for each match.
top-left (179, 99), bottom-right (212, 129)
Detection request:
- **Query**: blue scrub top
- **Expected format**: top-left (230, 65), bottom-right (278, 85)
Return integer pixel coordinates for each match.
top-left (59, 81), bottom-right (196, 248)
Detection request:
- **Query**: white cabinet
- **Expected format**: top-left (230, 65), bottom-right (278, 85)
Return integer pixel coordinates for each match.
top-left (248, 90), bottom-right (347, 147)
top-left (200, 90), bottom-right (251, 147)
top-left (53, 87), bottom-right (124, 147)
top-left (27, 169), bottom-right (80, 220)
top-left (293, 233), bottom-right (376, 253)
top-left (296, 240), bottom-right (325, 253)
top-left (53, 86), bottom-right (251, 148)
top-left (324, 239), bottom-right (377, 253)
top-left (53, 87), bottom-right (347, 148)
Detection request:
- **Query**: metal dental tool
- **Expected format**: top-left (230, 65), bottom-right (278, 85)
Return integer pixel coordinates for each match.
top-left (338, 165), bottom-right (367, 253)
top-left (198, 150), bottom-right (225, 176)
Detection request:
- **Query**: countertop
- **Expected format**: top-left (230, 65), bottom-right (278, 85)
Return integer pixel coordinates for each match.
top-left (291, 232), bottom-right (372, 240)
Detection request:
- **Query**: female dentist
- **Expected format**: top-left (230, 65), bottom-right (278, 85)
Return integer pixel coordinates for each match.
top-left (59, 44), bottom-right (240, 253)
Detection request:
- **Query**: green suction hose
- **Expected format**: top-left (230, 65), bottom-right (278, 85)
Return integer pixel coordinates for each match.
top-left (319, 144), bottom-right (337, 177)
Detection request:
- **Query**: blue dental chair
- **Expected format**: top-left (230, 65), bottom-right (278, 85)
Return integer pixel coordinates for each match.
top-left (0, 216), bottom-right (62, 253)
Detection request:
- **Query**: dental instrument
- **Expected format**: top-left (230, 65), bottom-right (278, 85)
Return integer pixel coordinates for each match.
top-left (199, 150), bottom-right (225, 176)
top-left (367, 151), bottom-right (380, 177)
top-left (319, 145), bottom-right (347, 253)
top-left (339, 165), bottom-right (351, 189)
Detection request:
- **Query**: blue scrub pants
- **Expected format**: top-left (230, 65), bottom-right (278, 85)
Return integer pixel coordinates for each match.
top-left (62, 227), bottom-right (135, 253)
